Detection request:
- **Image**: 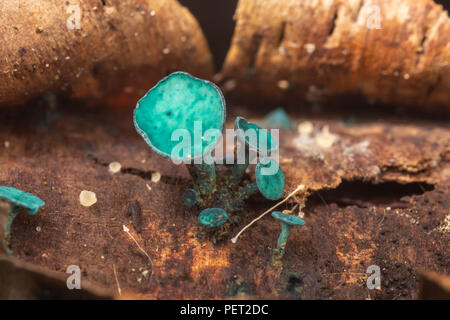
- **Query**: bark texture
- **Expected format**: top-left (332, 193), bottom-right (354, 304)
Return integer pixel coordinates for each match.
top-left (0, 0), bottom-right (213, 106)
top-left (0, 104), bottom-right (448, 299)
top-left (221, 0), bottom-right (450, 113)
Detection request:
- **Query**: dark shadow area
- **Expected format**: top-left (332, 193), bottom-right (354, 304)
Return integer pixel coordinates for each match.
top-left (227, 92), bottom-right (450, 125)
top-left (434, 0), bottom-right (450, 11)
top-left (179, 0), bottom-right (238, 71)
top-left (307, 180), bottom-right (434, 209)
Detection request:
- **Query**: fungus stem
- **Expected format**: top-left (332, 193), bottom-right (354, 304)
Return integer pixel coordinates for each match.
top-left (277, 223), bottom-right (292, 246)
top-left (237, 182), bottom-right (258, 200)
top-left (230, 147), bottom-right (252, 184)
top-left (3, 206), bottom-right (21, 254)
top-left (272, 223), bottom-right (292, 266)
top-left (187, 157), bottom-right (217, 199)
top-left (230, 184), bottom-right (304, 244)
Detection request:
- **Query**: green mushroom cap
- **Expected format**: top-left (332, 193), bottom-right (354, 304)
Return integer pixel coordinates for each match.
top-left (271, 211), bottom-right (305, 226)
top-left (255, 158), bottom-right (285, 200)
top-left (134, 72), bottom-right (226, 162)
top-left (235, 117), bottom-right (277, 154)
top-left (260, 108), bottom-right (293, 129)
top-left (198, 208), bottom-right (228, 227)
top-left (182, 188), bottom-right (199, 207)
top-left (0, 186), bottom-right (45, 214)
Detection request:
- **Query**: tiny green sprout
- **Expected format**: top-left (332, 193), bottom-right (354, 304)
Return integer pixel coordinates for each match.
top-left (271, 211), bottom-right (305, 267)
top-left (198, 208), bottom-right (228, 227)
top-left (0, 186), bottom-right (45, 254)
top-left (183, 188), bottom-right (199, 207)
top-left (238, 158), bottom-right (285, 201)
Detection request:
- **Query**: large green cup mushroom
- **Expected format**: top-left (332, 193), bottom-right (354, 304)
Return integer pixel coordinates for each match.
top-left (134, 71), bottom-right (225, 200)
top-left (271, 211), bottom-right (306, 267)
top-left (0, 186), bottom-right (45, 254)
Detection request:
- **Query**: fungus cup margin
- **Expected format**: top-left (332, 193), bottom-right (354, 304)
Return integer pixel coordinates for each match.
top-left (0, 186), bottom-right (45, 254)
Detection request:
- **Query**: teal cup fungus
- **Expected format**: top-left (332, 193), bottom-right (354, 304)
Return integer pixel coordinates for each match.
top-left (134, 71), bottom-right (225, 162)
top-left (198, 208), bottom-right (228, 227)
top-left (259, 108), bottom-right (294, 130)
top-left (133, 71), bottom-right (285, 231)
top-left (134, 71), bottom-right (225, 202)
top-left (238, 158), bottom-right (285, 201)
top-left (231, 117), bottom-right (278, 184)
top-left (235, 116), bottom-right (278, 153)
top-left (271, 211), bottom-right (306, 267)
top-left (182, 188), bottom-right (199, 207)
top-left (0, 186), bottom-right (45, 254)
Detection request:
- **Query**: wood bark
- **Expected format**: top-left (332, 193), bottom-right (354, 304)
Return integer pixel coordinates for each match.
top-left (0, 0), bottom-right (213, 106)
top-left (0, 104), bottom-right (448, 299)
top-left (221, 0), bottom-right (450, 113)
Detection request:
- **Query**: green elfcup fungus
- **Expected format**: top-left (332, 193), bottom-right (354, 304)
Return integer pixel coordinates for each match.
top-left (198, 208), bottom-right (229, 227)
top-left (259, 108), bottom-right (294, 130)
top-left (238, 158), bottom-right (285, 201)
top-left (0, 186), bottom-right (45, 254)
top-left (183, 188), bottom-right (199, 207)
top-left (134, 72), bottom-right (286, 231)
top-left (271, 211), bottom-right (305, 267)
top-left (134, 71), bottom-right (225, 201)
top-left (231, 117), bottom-right (278, 184)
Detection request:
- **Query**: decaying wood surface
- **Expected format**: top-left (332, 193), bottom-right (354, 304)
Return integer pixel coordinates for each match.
top-left (221, 0), bottom-right (450, 113)
top-left (419, 270), bottom-right (450, 299)
top-left (0, 254), bottom-right (112, 299)
top-left (0, 102), bottom-right (448, 299)
top-left (0, 0), bottom-right (213, 106)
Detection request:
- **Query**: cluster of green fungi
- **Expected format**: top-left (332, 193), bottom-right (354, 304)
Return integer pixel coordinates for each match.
top-left (134, 72), bottom-right (286, 228)
top-left (0, 72), bottom-right (306, 266)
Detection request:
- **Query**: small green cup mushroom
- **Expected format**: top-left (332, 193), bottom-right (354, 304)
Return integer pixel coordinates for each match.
top-left (238, 158), bottom-right (285, 201)
top-left (0, 186), bottom-right (45, 254)
top-left (182, 188), bottom-right (199, 207)
top-left (231, 117), bottom-right (278, 184)
top-left (259, 108), bottom-right (294, 129)
top-left (235, 116), bottom-right (278, 153)
top-left (271, 211), bottom-right (306, 267)
top-left (134, 71), bottom-right (225, 200)
top-left (198, 208), bottom-right (229, 227)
